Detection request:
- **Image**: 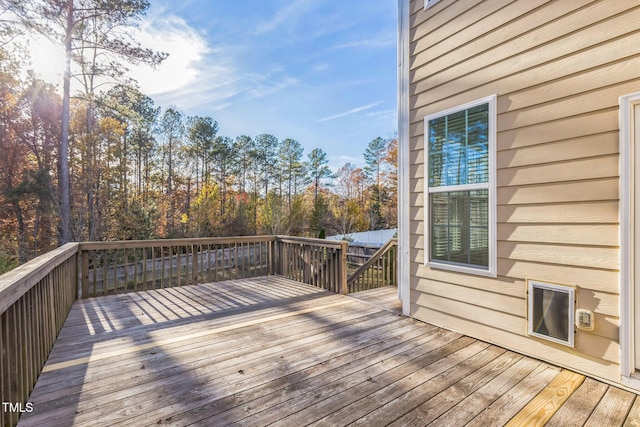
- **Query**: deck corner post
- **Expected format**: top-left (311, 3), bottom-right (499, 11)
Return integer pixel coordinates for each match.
top-left (339, 240), bottom-right (348, 295)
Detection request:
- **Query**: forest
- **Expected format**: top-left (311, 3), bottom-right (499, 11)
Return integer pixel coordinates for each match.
top-left (0, 0), bottom-right (397, 273)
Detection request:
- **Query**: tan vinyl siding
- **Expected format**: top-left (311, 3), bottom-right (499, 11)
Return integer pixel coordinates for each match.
top-left (407, 0), bottom-right (640, 385)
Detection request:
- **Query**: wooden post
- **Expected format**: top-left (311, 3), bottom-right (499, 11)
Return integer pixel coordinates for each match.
top-left (339, 241), bottom-right (348, 295)
top-left (277, 239), bottom-right (283, 276)
top-left (213, 246), bottom-right (219, 282)
top-left (123, 248), bottom-right (129, 292)
top-left (192, 244), bottom-right (198, 285)
top-left (81, 250), bottom-right (89, 299)
top-left (303, 245), bottom-right (310, 284)
top-left (161, 246), bottom-right (166, 289)
top-left (176, 246), bottom-right (182, 287)
top-left (143, 248), bottom-right (148, 290)
top-left (101, 250), bottom-right (107, 296)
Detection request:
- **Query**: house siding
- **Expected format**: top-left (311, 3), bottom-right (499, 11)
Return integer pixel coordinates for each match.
top-left (408, 0), bottom-right (640, 384)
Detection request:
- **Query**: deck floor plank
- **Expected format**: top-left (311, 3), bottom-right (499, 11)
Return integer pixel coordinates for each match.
top-left (428, 357), bottom-right (543, 426)
top-left (624, 396), bottom-right (640, 426)
top-left (505, 370), bottom-right (585, 427)
top-left (378, 350), bottom-right (521, 427)
top-left (308, 344), bottom-right (505, 426)
top-left (16, 277), bottom-right (640, 427)
top-left (466, 364), bottom-right (562, 427)
top-left (545, 377), bottom-right (609, 427)
top-left (583, 386), bottom-right (637, 427)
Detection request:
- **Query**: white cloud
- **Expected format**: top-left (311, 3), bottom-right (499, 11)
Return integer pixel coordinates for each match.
top-left (130, 15), bottom-right (210, 95)
top-left (333, 38), bottom-right (395, 50)
top-left (254, 0), bottom-right (314, 34)
top-left (311, 62), bottom-right (330, 72)
top-left (151, 64), bottom-right (300, 115)
top-left (246, 73), bottom-right (299, 99)
top-left (318, 101), bottom-right (383, 123)
top-left (125, 11), bottom-right (304, 114)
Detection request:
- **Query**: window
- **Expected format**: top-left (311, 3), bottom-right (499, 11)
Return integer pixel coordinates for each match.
top-left (424, 95), bottom-right (496, 276)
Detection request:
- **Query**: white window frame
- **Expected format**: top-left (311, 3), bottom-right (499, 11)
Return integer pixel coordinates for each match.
top-left (423, 95), bottom-right (497, 277)
top-left (425, 0), bottom-right (442, 9)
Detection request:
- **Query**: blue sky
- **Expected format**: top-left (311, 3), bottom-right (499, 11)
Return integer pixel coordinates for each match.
top-left (130, 0), bottom-right (398, 170)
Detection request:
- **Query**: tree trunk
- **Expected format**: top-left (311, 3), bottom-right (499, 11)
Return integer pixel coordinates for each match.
top-left (58, 0), bottom-right (74, 244)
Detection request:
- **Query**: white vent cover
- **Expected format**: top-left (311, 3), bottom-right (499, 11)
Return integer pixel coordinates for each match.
top-left (425, 0), bottom-right (441, 9)
top-left (527, 280), bottom-right (575, 347)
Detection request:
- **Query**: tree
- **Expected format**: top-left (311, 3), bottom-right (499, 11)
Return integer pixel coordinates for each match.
top-left (382, 137), bottom-right (398, 228)
top-left (100, 84), bottom-right (159, 202)
top-left (159, 107), bottom-right (183, 236)
top-left (333, 163), bottom-right (368, 235)
top-left (233, 135), bottom-right (255, 194)
top-left (0, 1), bottom-right (27, 50)
top-left (261, 191), bottom-right (286, 234)
top-left (336, 162), bottom-right (361, 201)
top-left (0, 68), bottom-right (28, 261)
top-left (308, 191), bottom-right (330, 237)
top-left (364, 137), bottom-right (387, 189)
top-left (0, 63), bottom-right (60, 260)
top-left (254, 134), bottom-right (278, 196)
top-left (363, 137), bottom-right (388, 230)
top-left (6, 0), bottom-right (167, 243)
top-left (232, 135), bottom-right (257, 233)
top-left (186, 115), bottom-right (218, 193)
top-left (15, 79), bottom-right (60, 251)
top-left (211, 136), bottom-right (234, 221)
top-left (277, 138), bottom-right (305, 212)
top-left (307, 148), bottom-right (333, 204)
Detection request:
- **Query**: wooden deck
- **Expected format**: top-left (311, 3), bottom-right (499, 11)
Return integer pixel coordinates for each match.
top-left (17, 277), bottom-right (640, 426)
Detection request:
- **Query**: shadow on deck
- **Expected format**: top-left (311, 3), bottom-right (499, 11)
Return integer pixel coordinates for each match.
top-left (18, 277), bottom-right (640, 426)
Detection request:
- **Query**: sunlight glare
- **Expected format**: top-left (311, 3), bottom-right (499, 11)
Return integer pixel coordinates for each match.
top-left (27, 35), bottom-right (66, 86)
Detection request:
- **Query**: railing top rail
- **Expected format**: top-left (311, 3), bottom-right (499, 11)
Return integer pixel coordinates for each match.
top-left (347, 242), bottom-right (391, 249)
top-left (275, 235), bottom-right (347, 249)
top-left (79, 235), bottom-right (278, 251)
top-left (0, 242), bottom-right (79, 314)
top-left (77, 235), bottom-right (350, 251)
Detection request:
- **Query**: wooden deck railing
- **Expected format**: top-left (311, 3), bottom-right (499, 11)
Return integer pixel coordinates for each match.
top-left (0, 243), bottom-right (78, 427)
top-left (347, 238), bottom-right (398, 293)
top-left (0, 234), bottom-right (394, 425)
top-left (78, 236), bottom-right (278, 298)
top-left (77, 236), bottom-right (350, 298)
top-left (276, 236), bottom-right (349, 294)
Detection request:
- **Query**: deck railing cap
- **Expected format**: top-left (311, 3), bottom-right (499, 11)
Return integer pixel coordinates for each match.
top-left (0, 242), bottom-right (79, 314)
